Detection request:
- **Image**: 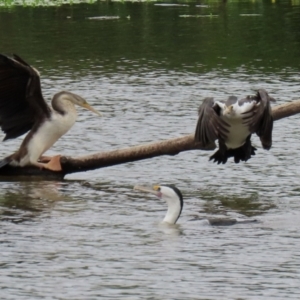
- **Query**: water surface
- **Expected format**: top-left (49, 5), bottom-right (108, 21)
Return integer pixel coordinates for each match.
top-left (1, 1), bottom-right (300, 299)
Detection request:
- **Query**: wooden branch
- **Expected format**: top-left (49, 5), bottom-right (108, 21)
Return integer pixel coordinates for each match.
top-left (0, 99), bottom-right (300, 180)
top-left (272, 99), bottom-right (300, 121)
top-left (60, 135), bottom-right (215, 175)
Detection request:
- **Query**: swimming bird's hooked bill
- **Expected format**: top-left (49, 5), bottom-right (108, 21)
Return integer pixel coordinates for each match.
top-left (0, 54), bottom-right (101, 171)
top-left (194, 89), bottom-right (275, 164)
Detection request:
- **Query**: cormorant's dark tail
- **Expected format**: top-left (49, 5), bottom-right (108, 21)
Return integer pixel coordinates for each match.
top-left (236, 219), bottom-right (258, 224)
top-left (208, 218), bottom-right (258, 226)
top-left (0, 157), bottom-right (12, 168)
top-left (209, 136), bottom-right (256, 164)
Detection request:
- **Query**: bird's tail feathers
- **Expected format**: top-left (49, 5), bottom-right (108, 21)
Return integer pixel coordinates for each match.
top-left (237, 219), bottom-right (258, 224)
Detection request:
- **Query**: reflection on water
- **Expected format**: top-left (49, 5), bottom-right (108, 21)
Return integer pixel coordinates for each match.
top-left (196, 188), bottom-right (276, 217)
top-left (1, 0), bottom-right (300, 299)
top-left (0, 182), bottom-right (70, 223)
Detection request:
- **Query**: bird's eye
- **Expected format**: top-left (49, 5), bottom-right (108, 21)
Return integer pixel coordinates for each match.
top-left (153, 185), bottom-right (161, 192)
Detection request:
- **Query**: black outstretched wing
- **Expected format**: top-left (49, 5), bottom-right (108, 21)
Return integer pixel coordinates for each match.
top-left (0, 54), bottom-right (51, 141)
top-left (242, 89), bottom-right (274, 150)
top-left (194, 97), bottom-right (229, 147)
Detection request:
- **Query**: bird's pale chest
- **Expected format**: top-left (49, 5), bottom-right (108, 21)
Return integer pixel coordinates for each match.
top-left (20, 111), bottom-right (77, 165)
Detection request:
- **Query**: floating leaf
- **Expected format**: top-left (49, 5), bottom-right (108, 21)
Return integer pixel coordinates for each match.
top-left (240, 14), bottom-right (262, 16)
top-left (87, 16), bottom-right (120, 20)
top-left (155, 3), bottom-right (189, 6)
top-left (179, 14), bottom-right (219, 18)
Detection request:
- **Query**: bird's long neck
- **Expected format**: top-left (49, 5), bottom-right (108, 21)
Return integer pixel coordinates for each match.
top-left (163, 200), bottom-right (181, 225)
top-left (52, 97), bottom-right (77, 116)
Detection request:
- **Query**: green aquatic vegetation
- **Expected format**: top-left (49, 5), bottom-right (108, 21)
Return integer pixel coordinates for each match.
top-left (0, 0), bottom-right (167, 6)
top-left (0, 0), bottom-right (98, 7)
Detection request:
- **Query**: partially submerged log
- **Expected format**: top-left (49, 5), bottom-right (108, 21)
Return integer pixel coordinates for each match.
top-left (0, 99), bottom-right (300, 180)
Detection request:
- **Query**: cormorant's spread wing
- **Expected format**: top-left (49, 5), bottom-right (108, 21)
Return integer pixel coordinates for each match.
top-left (194, 97), bottom-right (229, 147)
top-left (242, 89), bottom-right (274, 149)
top-left (0, 54), bottom-right (51, 141)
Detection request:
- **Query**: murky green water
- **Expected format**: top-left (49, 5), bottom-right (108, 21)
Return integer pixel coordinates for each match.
top-left (1, 1), bottom-right (300, 299)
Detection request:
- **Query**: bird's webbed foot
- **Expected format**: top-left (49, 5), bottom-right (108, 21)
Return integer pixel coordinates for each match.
top-left (32, 155), bottom-right (62, 171)
top-left (209, 140), bottom-right (228, 164)
top-left (38, 155), bottom-right (53, 163)
top-left (209, 150), bottom-right (228, 164)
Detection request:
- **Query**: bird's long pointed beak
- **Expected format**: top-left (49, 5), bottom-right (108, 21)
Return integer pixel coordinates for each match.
top-left (81, 103), bottom-right (102, 116)
top-left (133, 185), bottom-right (159, 195)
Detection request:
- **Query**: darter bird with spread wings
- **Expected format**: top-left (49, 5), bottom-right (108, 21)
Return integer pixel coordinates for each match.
top-left (0, 54), bottom-right (101, 171)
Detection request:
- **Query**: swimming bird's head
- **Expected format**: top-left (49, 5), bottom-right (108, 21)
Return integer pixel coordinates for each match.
top-left (134, 185), bottom-right (183, 224)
